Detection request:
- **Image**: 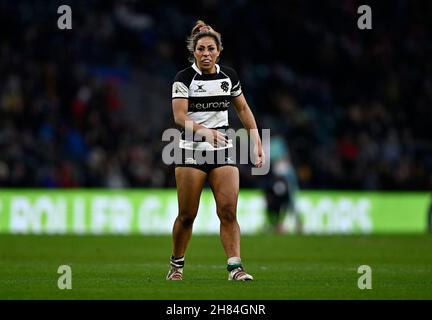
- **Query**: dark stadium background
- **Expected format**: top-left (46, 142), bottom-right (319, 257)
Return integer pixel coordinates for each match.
top-left (1, 0), bottom-right (432, 303)
top-left (0, 0), bottom-right (431, 191)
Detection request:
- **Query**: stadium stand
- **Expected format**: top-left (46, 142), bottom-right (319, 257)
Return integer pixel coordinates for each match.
top-left (0, 0), bottom-right (431, 190)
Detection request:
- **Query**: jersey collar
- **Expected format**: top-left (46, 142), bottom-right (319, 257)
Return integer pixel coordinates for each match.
top-left (192, 62), bottom-right (220, 75)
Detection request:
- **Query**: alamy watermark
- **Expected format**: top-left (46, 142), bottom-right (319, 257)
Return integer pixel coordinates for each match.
top-left (57, 5), bottom-right (371, 31)
top-left (57, 5), bottom-right (72, 30)
top-left (357, 5), bottom-right (372, 30)
top-left (357, 265), bottom-right (372, 290)
top-left (57, 265), bottom-right (72, 290)
top-left (162, 121), bottom-right (270, 175)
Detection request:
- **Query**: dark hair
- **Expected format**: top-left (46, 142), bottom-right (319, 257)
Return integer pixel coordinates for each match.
top-left (186, 20), bottom-right (223, 63)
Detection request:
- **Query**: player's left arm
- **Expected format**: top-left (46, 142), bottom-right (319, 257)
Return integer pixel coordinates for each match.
top-left (232, 94), bottom-right (265, 168)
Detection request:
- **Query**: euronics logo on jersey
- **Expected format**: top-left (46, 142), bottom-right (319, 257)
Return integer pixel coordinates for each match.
top-left (190, 100), bottom-right (230, 110)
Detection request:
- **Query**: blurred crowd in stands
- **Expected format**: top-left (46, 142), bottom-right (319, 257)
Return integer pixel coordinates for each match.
top-left (0, 0), bottom-right (431, 190)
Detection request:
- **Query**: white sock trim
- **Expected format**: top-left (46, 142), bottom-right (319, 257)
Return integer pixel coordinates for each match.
top-left (227, 256), bottom-right (242, 265)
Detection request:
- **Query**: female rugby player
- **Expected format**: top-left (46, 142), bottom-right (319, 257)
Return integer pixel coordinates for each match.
top-left (167, 20), bottom-right (264, 281)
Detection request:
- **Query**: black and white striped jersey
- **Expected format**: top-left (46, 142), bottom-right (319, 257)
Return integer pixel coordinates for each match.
top-left (172, 63), bottom-right (242, 150)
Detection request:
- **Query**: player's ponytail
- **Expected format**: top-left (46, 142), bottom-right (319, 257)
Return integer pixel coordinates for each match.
top-left (187, 20), bottom-right (223, 63)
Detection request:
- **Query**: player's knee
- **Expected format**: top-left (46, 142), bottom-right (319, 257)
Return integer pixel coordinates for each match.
top-left (218, 203), bottom-right (237, 224)
top-left (177, 213), bottom-right (196, 228)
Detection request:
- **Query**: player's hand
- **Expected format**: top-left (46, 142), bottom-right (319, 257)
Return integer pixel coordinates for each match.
top-left (254, 143), bottom-right (265, 168)
top-left (204, 129), bottom-right (229, 148)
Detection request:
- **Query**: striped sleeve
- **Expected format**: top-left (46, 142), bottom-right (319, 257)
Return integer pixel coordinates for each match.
top-left (172, 72), bottom-right (189, 99)
top-left (231, 80), bottom-right (242, 97)
top-left (228, 68), bottom-right (242, 97)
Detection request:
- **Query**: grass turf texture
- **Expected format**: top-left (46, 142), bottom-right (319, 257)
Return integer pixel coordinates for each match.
top-left (0, 234), bottom-right (431, 299)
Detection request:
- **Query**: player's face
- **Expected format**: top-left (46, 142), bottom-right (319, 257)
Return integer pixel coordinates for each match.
top-left (194, 36), bottom-right (220, 74)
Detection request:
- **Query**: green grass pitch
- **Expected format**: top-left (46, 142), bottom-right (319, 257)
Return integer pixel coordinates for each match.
top-left (1, 234), bottom-right (431, 299)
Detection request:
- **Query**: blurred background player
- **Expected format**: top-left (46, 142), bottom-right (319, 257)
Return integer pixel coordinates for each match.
top-left (264, 135), bottom-right (302, 234)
